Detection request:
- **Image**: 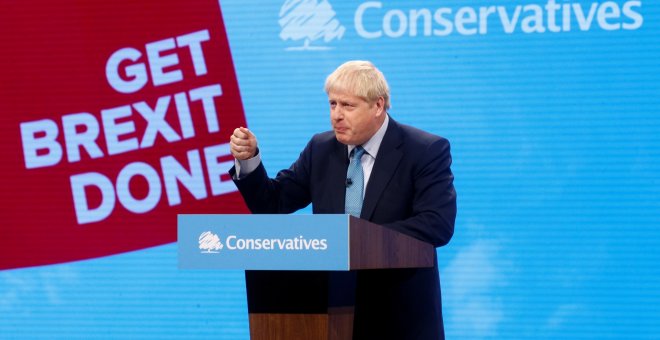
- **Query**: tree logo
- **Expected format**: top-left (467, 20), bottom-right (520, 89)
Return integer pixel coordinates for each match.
top-left (199, 231), bottom-right (223, 253)
top-left (278, 0), bottom-right (345, 51)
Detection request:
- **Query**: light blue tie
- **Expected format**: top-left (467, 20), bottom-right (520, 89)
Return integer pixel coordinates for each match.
top-left (345, 146), bottom-right (366, 217)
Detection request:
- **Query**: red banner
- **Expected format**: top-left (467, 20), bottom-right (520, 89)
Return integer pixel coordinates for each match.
top-left (0, 0), bottom-right (248, 269)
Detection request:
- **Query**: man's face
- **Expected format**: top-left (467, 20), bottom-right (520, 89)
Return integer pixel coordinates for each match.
top-left (328, 90), bottom-right (385, 146)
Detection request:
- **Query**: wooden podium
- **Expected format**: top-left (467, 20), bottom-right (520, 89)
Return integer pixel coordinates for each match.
top-left (177, 214), bottom-right (434, 340)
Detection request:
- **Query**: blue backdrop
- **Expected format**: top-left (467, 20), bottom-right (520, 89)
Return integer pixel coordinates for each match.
top-left (2, 0), bottom-right (659, 338)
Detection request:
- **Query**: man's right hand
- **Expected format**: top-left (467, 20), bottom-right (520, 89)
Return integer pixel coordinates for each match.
top-left (229, 127), bottom-right (258, 160)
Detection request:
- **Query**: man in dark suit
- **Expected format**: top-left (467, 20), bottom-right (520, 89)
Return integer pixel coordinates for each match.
top-left (229, 60), bottom-right (456, 339)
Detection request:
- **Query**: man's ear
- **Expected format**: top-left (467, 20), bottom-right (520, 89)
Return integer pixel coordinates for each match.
top-left (375, 96), bottom-right (385, 116)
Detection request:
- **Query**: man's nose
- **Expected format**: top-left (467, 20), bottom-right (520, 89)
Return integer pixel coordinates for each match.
top-left (331, 108), bottom-right (343, 121)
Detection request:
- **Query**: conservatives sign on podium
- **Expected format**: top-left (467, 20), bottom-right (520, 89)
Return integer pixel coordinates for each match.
top-left (178, 214), bottom-right (350, 270)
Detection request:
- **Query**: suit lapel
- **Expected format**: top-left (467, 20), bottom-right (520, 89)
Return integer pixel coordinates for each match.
top-left (328, 140), bottom-right (349, 213)
top-left (361, 119), bottom-right (403, 220)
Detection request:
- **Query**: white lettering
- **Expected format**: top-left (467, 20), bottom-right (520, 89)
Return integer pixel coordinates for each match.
top-left (598, 1), bottom-right (621, 31)
top-left (174, 92), bottom-right (195, 139)
top-left (189, 84), bottom-right (222, 133)
top-left (105, 48), bottom-right (148, 94)
top-left (105, 30), bottom-right (211, 93)
top-left (479, 6), bottom-right (497, 34)
top-left (521, 5), bottom-right (546, 33)
top-left (433, 8), bottom-right (453, 36)
top-left (146, 38), bottom-right (183, 86)
top-left (66, 143), bottom-right (234, 223)
top-left (563, 3), bottom-right (572, 31)
top-left (227, 235), bottom-right (237, 249)
top-left (101, 105), bottom-right (139, 156)
top-left (223, 236), bottom-right (329, 251)
top-left (573, 3), bottom-right (598, 31)
top-left (133, 96), bottom-right (181, 149)
top-left (622, 1), bottom-right (643, 30)
top-left (383, 9), bottom-right (407, 38)
top-left (455, 7), bottom-right (478, 35)
top-left (545, 0), bottom-right (561, 32)
top-left (70, 172), bottom-right (115, 224)
top-left (62, 113), bottom-right (104, 163)
top-left (203, 143), bottom-right (236, 196)
top-left (355, 2), bottom-right (383, 38)
top-left (116, 162), bottom-right (162, 214)
top-left (176, 30), bottom-right (211, 76)
top-left (351, 1), bottom-right (644, 38)
top-left (20, 119), bottom-right (63, 169)
top-left (499, 6), bottom-right (522, 33)
top-left (410, 9), bottom-right (432, 37)
top-left (161, 149), bottom-right (207, 206)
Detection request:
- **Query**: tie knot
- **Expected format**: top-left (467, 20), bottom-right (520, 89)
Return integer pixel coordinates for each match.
top-left (352, 146), bottom-right (366, 160)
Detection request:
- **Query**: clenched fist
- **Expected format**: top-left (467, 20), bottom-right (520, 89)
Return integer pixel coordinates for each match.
top-left (229, 127), bottom-right (258, 160)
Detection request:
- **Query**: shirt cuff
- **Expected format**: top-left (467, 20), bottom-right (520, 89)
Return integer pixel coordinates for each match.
top-left (234, 152), bottom-right (261, 180)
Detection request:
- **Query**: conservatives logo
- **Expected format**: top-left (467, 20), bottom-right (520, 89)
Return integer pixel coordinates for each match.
top-left (279, 0), bottom-right (345, 50)
top-left (199, 231), bottom-right (223, 253)
top-left (199, 231), bottom-right (328, 252)
top-left (281, 0), bottom-right (643, 50)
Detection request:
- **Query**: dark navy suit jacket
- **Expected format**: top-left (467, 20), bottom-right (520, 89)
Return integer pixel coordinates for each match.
top-left (230, 118), bottom-right (456, 339)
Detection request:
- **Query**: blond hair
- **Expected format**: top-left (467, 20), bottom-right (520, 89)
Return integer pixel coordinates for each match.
top-left (324, 60), bottom-right (391, 110)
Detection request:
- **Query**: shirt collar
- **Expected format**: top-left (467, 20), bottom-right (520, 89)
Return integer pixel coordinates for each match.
top-left (347, 114), bottom-right (389, 159)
